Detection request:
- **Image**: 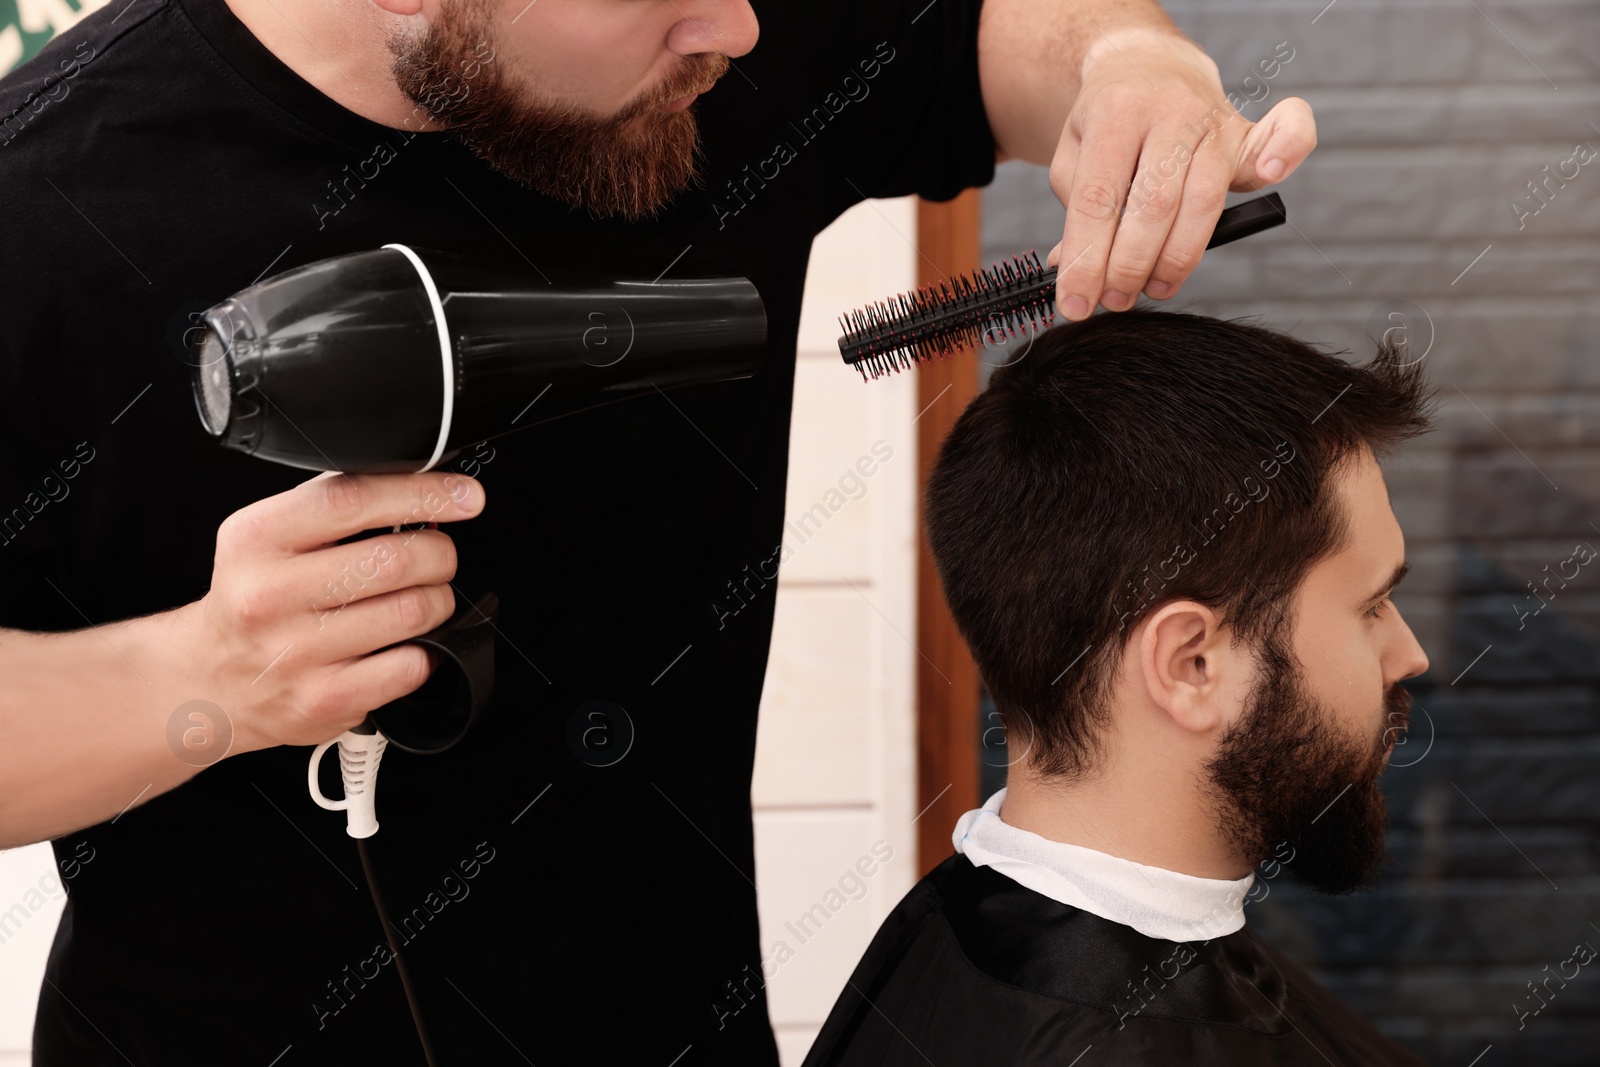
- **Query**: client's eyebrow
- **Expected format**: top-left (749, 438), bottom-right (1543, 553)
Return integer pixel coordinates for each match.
top-left (1364, 560), bottom-right (1410, 607)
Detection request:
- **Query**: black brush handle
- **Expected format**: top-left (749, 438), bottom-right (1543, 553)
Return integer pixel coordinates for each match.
top-left (1206, 191), bottom-right (1286, 248)
top-left (1025, 191), bottom-right (1285, 305)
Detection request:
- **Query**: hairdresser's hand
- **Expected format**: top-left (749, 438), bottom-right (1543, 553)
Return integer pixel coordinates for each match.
top-left (1043, 27), bottom-right (1316, 319)
top-left (168, 470), bottom-right (486, 753)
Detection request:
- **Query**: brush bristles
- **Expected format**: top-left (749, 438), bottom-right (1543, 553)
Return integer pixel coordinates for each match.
top-left (837, 251), bottom-right (1058, 381)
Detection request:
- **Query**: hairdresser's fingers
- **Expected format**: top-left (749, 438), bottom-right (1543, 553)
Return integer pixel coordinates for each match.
top-left (1137, 120), bottom-right (1240, 302)
top-left (1098, 118), bottom-right (1225, 309)
top-left (1228, 95), bottom-right (1317, 190)
top-left (292, 641), bottom-right (441, 743)
top-left (209, 579), bottom-right (457, 748)
top-left (1129, 98), bottom-right (1314, 302)
top-left (286, 523), bottom-right (461, 619)
top-left (1043, 143), bottom-right (1076, 270)
top-left (1049, 90), bottom-right (1147, 321)
top-left (221, 470), bottom-right (485, 561)
top-left (302, 581), bottom-right (460, 667)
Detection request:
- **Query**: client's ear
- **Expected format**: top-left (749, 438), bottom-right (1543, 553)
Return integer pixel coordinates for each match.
top-left (1135, 600), bottom-right (1243, 735)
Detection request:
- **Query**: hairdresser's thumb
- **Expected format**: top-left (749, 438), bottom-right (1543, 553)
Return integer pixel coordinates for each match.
top-left (1230, 95), bottom-right (1317, 191)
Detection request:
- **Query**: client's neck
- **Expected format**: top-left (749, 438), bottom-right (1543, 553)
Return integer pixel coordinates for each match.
top-left (999, 747), bottom-right (1254, 882)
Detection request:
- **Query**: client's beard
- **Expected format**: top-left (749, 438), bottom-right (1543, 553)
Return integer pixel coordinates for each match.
top-left (386, 0), bottom-right (727, 220)
top-left (1204, 626), bottom-right (1410, 894)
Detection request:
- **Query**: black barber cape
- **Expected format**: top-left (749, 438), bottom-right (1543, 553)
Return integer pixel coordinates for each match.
top-left (802, 855), bottom-right (1431, 1066)
top-left (0, 0), bottom-right (993, 1063)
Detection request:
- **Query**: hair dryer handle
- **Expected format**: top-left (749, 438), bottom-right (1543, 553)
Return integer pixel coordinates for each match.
top-left (371, 589), bottom-right (499, 755)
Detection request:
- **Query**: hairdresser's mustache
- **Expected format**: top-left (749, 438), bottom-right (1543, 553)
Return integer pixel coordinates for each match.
top-left (624, 53), bottom-right (730, 118)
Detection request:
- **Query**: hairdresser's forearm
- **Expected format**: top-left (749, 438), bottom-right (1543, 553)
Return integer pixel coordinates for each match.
top-left (978, 0), bottom-right (1187, 164)
top-left (0, 610), bottom-right (208, 847)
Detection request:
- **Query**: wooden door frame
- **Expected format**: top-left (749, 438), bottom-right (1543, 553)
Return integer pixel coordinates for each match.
top-left (913, 190), bottom-right (983, 876)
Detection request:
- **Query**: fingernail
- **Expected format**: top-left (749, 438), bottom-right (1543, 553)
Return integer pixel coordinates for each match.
top-left (458, 479), bottom-right (483, 511)
top-left (1146, 280), bottom-right (1173, 299)
top-left (1102, 290), bottom-right (1131, 312)
top-left (1061, 295), bottom-right (1090, 321)
top-left (1260, 157), bottom-right (1286, 182)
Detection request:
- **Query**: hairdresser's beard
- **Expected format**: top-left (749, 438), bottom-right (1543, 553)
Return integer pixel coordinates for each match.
top-left (386, 3), bottom-right (727, 221)
top-left (1204, 630), bottom-right (1410, 895)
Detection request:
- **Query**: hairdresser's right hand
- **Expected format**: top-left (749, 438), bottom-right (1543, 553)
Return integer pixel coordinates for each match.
top-left (172, 470), bottom-right (485, 753)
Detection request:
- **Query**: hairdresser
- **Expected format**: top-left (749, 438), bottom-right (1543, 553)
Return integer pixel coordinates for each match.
top-left (0, 0), bottom-right (1312, 1063)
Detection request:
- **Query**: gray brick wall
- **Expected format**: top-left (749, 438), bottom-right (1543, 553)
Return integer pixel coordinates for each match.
top-left (979, 2), bottom-right (1600, 1062)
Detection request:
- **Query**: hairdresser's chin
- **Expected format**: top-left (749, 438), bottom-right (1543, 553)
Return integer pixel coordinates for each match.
top-left (383, 0), bottom-right (752, 220)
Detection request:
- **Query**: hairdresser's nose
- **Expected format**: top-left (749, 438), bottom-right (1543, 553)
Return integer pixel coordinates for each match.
top-left (667, 0), bottom-right (759, 59)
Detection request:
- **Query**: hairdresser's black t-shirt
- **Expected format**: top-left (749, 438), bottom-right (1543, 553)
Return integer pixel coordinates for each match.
top-left (0, 2), bottom-right (994, 1064)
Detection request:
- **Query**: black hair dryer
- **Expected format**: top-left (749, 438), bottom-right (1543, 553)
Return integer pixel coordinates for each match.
top-left (187, 245), bottom-right (766, 824)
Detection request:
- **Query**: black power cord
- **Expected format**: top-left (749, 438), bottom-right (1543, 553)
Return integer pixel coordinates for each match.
top-left (356, 837), bottom-right (440, 1067)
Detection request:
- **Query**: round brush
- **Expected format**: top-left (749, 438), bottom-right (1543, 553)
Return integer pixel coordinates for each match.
top-left (837, 192), bottom-right (1286, 380)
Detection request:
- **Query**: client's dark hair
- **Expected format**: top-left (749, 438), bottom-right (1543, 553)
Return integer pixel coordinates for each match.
top-left (925, 308), bottom-right (1437, 779)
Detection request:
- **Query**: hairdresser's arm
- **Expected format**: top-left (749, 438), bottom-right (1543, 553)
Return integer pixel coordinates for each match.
top-left (0, 471), bottom-right (481, 848)
top-left (976, 0), bottom-right (1316, 318)
top-left (0, 612), bottom-right (225, 846)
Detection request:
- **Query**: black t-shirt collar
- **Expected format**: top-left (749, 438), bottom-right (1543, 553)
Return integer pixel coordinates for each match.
top-left (175, 0), bottom-right (454, 152)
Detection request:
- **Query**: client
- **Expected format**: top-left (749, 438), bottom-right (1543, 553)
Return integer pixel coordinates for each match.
top-left (803, 309), bottom-right (1437, 1066)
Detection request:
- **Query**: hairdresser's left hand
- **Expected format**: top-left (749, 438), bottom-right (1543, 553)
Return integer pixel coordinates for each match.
top-left (1042, 27), bottom-right (1316, 320)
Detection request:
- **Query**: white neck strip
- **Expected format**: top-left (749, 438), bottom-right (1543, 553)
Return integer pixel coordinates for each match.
top-left (953, 788), bottom-right (1255, 943)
